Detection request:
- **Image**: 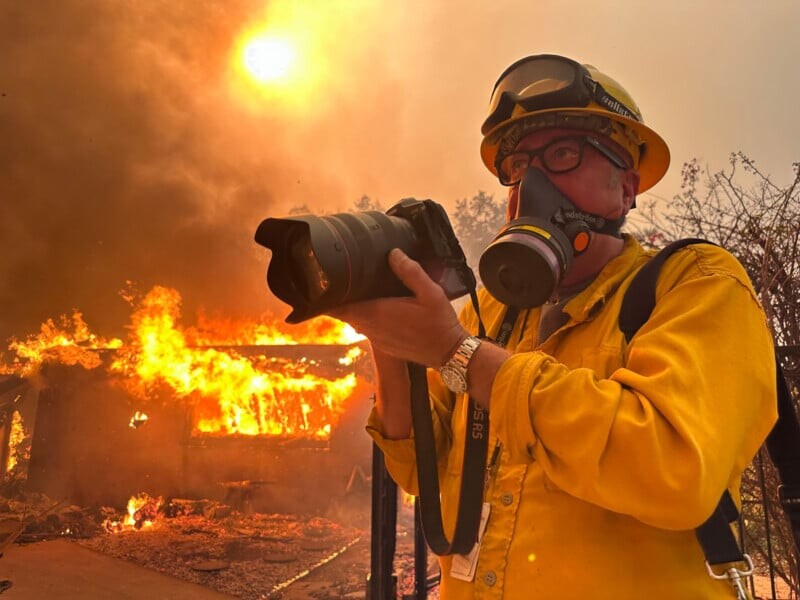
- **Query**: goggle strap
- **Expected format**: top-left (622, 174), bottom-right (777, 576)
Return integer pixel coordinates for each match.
top-left (585, 77), bottom-right (639, 122)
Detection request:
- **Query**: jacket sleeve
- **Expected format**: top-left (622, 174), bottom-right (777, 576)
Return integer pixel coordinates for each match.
top-left (489, 245), bottom-right (779, 530)
top-left (366, 357), bottom-right (457, 496)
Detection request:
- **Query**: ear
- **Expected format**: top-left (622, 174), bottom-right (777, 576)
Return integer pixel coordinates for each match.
top-left (621, 169), bottom-right (640, 212)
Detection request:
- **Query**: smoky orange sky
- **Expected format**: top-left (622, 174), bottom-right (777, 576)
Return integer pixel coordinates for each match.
top-left (1, 0), bottom-right (798, 344)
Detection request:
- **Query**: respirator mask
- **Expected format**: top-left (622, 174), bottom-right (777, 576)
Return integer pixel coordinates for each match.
top-left (478, 166), bottom-right (625, 307)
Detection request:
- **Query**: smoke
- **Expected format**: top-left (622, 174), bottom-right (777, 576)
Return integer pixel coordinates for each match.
top-left (0, 0), bottom-right (403, 344)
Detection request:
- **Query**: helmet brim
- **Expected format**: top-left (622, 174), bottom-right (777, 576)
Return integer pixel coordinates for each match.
top-left (480, 107), bottom-right (670, 194)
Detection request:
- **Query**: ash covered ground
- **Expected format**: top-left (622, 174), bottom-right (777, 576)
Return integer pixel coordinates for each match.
top-left (0, 489), bottom-right (439, 600)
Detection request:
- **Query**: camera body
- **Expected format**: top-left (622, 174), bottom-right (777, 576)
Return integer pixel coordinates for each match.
top-left (255, 198), bottom-right (476, 323)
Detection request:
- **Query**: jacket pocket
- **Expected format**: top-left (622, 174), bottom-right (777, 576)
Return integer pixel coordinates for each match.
top-left (580, 345), bottom-right (624, 375)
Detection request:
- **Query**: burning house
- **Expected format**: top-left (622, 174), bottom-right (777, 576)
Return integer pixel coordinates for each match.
top-left (0, 284), bottom-right (378, 534)
top-left (0, 279), bottom-right (441, 600)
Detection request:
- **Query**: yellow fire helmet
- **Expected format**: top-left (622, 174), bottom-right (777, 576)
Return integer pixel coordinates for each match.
top-left (480, 54), bottom-right (670, 193)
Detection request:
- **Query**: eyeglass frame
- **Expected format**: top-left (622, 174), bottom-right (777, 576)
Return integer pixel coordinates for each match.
top-left (498, 135), bottom-right (630, 186)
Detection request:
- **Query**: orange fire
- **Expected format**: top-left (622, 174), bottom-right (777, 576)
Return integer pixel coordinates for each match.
top-left (3, 285), bottom-right (368, 440)
top-left (6, 410), bottom-right (28, 474)
top-left (104, 492), bottom-right (163, 532)
top-left (110, 286), bottom-right (364, 438)
top-left (2, 311), bottom-right (122, 377)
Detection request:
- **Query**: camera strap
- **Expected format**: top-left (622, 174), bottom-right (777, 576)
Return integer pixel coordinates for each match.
top-left (408, 302), bottom-right (518, 555)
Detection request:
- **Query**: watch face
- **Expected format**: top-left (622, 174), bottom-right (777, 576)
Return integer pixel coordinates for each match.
top-left (440, 365), bottom-right (467, 393)
top-left (438, 336), bottom-right (481, 394)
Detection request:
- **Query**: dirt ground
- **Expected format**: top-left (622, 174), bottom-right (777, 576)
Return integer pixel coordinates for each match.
top-left (0, 490), bottom-right (793, 600)
top-left (0, 489), bottom-right (436, 600)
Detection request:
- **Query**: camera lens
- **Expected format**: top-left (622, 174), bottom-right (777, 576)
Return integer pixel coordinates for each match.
top-left (287, 230), bottom-right (329, 303)
top-left (255, 211), bottom-right (419, 322)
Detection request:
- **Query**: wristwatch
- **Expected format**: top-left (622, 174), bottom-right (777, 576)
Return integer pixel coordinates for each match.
top-left (438, 336), bottom-right (482, 394)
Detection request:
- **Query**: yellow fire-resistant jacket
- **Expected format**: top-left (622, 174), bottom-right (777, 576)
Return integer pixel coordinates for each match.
top-left (367, 235), bottom-right (778, 599)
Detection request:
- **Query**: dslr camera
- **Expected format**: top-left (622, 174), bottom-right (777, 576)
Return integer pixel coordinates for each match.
top-left (254, 199), bottom-right (476, 323)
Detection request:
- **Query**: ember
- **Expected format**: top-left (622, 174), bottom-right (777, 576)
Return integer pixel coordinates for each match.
top-left (128, 411), bottom-right (149, 429)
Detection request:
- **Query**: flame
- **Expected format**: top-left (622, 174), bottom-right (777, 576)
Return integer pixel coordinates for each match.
top-left (109, 286), bottom-right (364, 438)
top-left (339, 346), bottom-right (363, 366)
top-left (2, 285), bottom-right (367, 441)
top-left (104, 493), bottom-right (163, 532)
top-left (6, 410), bottom-right (28, 473)
top-left (2, 312), bottom-right (122, 377)
top-left (188, 310), bottom-right (364, 347)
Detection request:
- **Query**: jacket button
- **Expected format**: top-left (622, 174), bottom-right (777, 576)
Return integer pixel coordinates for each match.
top-left (500, 492), bottom-right (513, 506)
top-left (483, 571), bottom-right (497, 587)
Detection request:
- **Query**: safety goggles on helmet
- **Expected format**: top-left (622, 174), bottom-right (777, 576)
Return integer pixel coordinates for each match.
top-left (481, 54), bottom-right (641, 136)
top-left (498, 135), bottom-right (628, 186)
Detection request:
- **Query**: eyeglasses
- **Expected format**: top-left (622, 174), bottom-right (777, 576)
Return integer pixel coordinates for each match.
top-left (498, 135), bottom-right (629, 186)
top-left (481, 54), bottom-right (640, 136)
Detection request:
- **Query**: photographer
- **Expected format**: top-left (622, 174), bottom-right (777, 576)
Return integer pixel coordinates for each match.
top-left (329, 54), bottom-right (778, 598)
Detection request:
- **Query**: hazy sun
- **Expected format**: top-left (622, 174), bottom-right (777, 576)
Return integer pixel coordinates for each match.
top-left (229, 2), bottom-right (360, 112)
top-left (241, 36), bottom-right (295, 83)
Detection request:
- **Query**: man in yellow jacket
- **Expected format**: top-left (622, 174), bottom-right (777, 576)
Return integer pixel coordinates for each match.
top-left (331, 54), bottom-right (778, 598)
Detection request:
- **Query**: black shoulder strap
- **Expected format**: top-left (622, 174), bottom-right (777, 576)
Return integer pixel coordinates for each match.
top-left (619, 237), bottom-right (800, 568)
top-left (619, 238), bottom-right (744, 566)
top-left (619, 238), bottom-right (712, 343)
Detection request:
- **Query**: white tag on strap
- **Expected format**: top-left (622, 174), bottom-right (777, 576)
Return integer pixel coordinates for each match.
top-left (450, 502), bottom-right (491, 582)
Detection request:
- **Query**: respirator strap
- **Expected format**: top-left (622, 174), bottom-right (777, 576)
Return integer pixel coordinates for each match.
top-left (592, 215), bottom-right (625, 237)
top-left (559, 208), bottom-right (625, 239)
top-left (409, 304), bottom-right (517, 556)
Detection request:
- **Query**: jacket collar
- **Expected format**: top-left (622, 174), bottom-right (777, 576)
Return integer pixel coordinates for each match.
top-left (562, 234), bottom-right (649, 323)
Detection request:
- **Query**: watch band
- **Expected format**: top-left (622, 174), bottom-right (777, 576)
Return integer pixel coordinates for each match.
top-left (438, 336), bottom-right (482, 393)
